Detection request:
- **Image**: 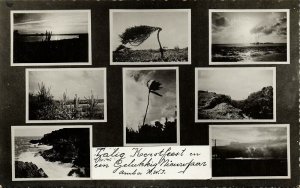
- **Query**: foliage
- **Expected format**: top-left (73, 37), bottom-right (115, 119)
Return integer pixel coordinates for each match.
top-left (119, 25), bottom-right (160, 46)
top-left (118, 25), bottom-right (165, 59)
top-left (126, 119), bottom-right (177, 144)
top-left (84, 90), bottom-right (99, 119)
top-left (29, 82), bottom-right (104, 120)
top-left (235, 86), bottom-right (273, 119)
top-left (143, 80), bottom-right (162, 126)
top-left (29, 82), bottom-right (57, 120)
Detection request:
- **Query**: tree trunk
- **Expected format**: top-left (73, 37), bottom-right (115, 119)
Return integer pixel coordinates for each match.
top-left (157, 28), bottom-right (164, 60)
top-left (142, 90), bottom-right (151, 126)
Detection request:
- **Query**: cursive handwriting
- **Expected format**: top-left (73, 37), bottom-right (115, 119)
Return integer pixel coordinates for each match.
top-left (93, 147), bottom-right (208, 176)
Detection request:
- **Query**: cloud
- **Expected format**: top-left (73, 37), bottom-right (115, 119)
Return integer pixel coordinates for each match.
top-left (125, 69), bottom-right (177, 131)
top-left (212, 13), bottom-right (230, 32)
top-left (250, 16), bottom-right (287, 36)
top-left (161, 103), bottom-right (176, 117)
top-left (125, 76), bottom-right (148, 131)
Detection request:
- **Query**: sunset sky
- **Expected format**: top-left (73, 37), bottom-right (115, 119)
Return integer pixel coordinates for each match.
top-left (210, 126), bottom-right (287, 147)
top-left (211, 11), bottom-right (287, 44)
top-left (124, 69), bottom-right (177, 131)
top-left (14, 12), bottom-right (89, 34)
top-left (29, 69), bottom-right (105, 100)
top-left (197, 68), bottom-right (274, 100)
top-left (112, 11), bottom-right (189, 50)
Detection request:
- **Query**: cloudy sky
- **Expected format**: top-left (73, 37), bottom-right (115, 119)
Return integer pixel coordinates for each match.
top-left (112, 11), bottom-right (189, 50)
top-left (211, 12), bottom-right (287, 44)
top-left (14, 12), bottom-right (89, 34)
top-left (125, 69), bottom-right (177, 131)
top-left (14, 127), bottom-right (62, 137)
top-left (29, 69), bottom-right (105, 100)
top-left (210, 126), bottom-right (287, 147)
top-left (197, 68), bottom-right (273, 100)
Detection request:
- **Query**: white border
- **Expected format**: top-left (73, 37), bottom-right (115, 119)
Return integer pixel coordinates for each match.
top-left (26, 68), bottom-right (107, 123)
top-left (209, 124), bottom-right (290, 179)
top-left (109, 9), bottom-right (191, 65)
top-left (123, 67), bottom-right (180, 146)
top-left (208, 9), bottom-right (290, 65)
top-left (11, 125), bottom-right (93, 181)
top-left (11, 10), bottom-right (92, 66)
top-left (195, 67), bottom-right (276, 122)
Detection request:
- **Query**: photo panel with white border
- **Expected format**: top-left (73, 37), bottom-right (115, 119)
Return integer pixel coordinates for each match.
top-left (209, 9), bottom-right (290, 65)
top-left (195, 67), bottom-right (276, 122)
top-left (123, 67), bottom-right (180, 146)
top-left (110, 9), bottom-right (191, 65)
top-left (12, 125), bottom-right (92, 181)
top-left (209, 124), bottom-right (290, 179)
top-left (11, 10), bottom-right (92, 66)
top-left (26, 68), bottom-right (107, 123)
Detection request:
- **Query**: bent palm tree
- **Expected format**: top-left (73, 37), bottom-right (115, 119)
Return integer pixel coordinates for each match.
top-left (119, 25), bottom-right (164, 59)
top-left (142, 80), bottom-right (162, 127)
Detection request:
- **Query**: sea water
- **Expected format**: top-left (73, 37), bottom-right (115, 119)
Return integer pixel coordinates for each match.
top-left (18, 35), bottom-right (79, 42)
top-left (15, 137), bottom-right (75, 178)
top-left (212, 43), bottom-right (287, 62)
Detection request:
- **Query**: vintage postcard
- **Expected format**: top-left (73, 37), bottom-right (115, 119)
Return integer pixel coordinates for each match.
top-left (195, 67), bottom-right (276, 122)
top-left (11, 10), bottom-right (92, 66)
top-left (209, 124), bottom-right (290, 179)
top-left (123, 67), bottom-right (180, 146)
top-left (26, 68), bottom-right (107, 123)
top-left (209, 9), bottom-right (290, 65)
top-left (110, 9), bottom-right (191, 65)
top-left (12, 125), bottom-right (92, 181)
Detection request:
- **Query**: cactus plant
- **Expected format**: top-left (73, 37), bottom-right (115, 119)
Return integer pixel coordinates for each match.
top-left (84, 90), bottom-right (99, 119)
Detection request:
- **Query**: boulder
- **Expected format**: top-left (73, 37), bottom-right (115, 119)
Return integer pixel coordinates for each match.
top-left (15, 161), bottom-right (48, 178)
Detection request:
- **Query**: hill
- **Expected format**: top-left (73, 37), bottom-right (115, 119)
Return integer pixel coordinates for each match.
top-left (198, 86), bottom-right (273, 120)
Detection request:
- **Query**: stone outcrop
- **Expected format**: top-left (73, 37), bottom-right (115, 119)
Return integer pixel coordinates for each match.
top-left (15, 161), bottom-right (48, 178)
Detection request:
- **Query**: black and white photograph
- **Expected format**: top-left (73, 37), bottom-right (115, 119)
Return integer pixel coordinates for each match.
top-left (26, 68), bottom-right (106, 123)
top-left (12, 125), bottom-right (92, 180)
top-left (195, 67), bottom-right (276, 122)
top-left (110, 9), bottom-right (191, 65)
top-left (210, 124), bottom-right (290, 179)
top-left (209, 10), bottom-right (289, 65)
top-left (11, 10), bottom-right (91, 66)
top-left (123, 67), bottom-right (179, 146)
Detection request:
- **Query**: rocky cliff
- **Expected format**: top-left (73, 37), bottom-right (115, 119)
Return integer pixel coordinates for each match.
top-left (15, 161), bottom-right (48, 178)
top-left (32, 128), bottom-right (90, 177)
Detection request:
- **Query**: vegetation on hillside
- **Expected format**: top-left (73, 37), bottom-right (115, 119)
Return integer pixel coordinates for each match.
top-left (198, 86), bottom-right (273, 119)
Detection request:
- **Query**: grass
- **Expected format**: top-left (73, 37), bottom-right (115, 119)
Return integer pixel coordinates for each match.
top-left (113, 48), bottom-right (188, 62)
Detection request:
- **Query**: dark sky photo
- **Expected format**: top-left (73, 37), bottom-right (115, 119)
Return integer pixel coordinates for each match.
top-left (14, 12), bottom-right (89, 34)
top-left (124, 69), bottom-right (177, 131)
top-left (211, 126), bottom-right (287, 147)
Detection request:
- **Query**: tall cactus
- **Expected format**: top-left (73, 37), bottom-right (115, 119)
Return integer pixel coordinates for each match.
top-left (73, 94), bottom-right (80, 118)
top-left (84, 90), bottom-right (98, 119)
